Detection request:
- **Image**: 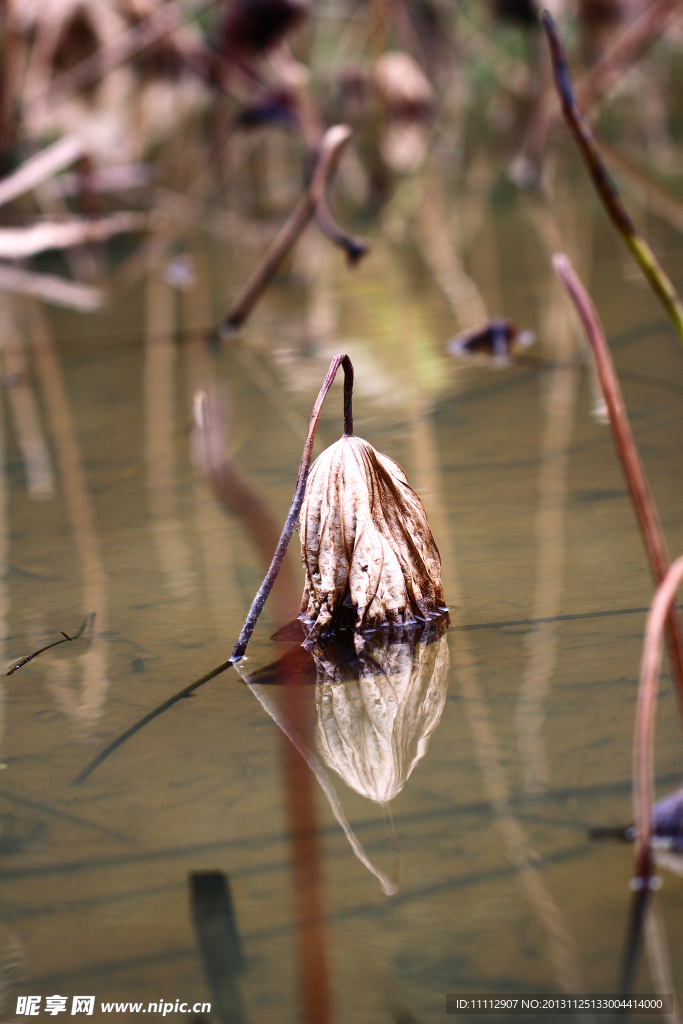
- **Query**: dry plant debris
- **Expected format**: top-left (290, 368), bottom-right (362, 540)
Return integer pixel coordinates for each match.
top-left (298, 436), bottom-right (446, 640)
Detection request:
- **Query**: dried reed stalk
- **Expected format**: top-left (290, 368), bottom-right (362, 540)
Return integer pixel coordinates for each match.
top-left (553, 254), bottom-right (683, 711)
top-left (0, 263), bottom-right (102, 310)
top-left (543, 11), bottom-right (683, 347)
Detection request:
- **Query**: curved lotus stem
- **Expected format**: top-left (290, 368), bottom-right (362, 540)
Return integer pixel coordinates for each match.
top-left (230, 352), bottom-right (353, 662)
top-left (634, 556), bottom-right (683, 887)
top-left (221, 125), bottom-right (366, 334)
top-left (552, 253), bottom-right (683, 711)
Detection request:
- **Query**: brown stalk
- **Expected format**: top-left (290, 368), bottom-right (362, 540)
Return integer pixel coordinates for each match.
top-left (230, 351), bottom-right (353, 661)
top-left (552, 254), bottom-right (683, 710)
top-left (7, 616), bottom-right (91, 676)
top-left (633, 556), bottom-right (683, 889)
top-left (542, 11), bottom-right (683, 345)
top-left (517, 0), bottom-right (680, 178)
top-left (220, 125), bottom-right (367, 334)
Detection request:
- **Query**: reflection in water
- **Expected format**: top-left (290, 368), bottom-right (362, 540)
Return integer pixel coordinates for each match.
top-left (193, 367), bottom-right (332, 1022)
top-left (643, 899), bottom-right (682, 1024)
top-left (189, 871), bottom-right (247, 1024)
top-left (236, 656), bottom-right (398, 897)
top-left (0, 300), bottom-right (54, 500)
top-left (311, 622), bottom-right (449, 803)
top-left (23, 298), bottom-right (109, 736)
top-left (515, 203), bottom-right (582, 798)
top-left (145, 268), bottom-right (196, 603)
top-left (408, 383), bottom-right (590, 999)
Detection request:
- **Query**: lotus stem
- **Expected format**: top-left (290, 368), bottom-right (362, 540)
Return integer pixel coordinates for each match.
top-left (220, 125), bottom-right (367, 334)
top-left (553, 254), bottom-right (683, 711)
top-left (230, 352), bottom-right (353, 661)
top-left (542, 10), bottom-right (683, 347)
top-left (634, 557), bottom-right (683, 886)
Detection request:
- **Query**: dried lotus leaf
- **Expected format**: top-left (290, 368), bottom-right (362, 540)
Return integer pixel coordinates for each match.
top-left (298, 435), bottom-right (445, 638)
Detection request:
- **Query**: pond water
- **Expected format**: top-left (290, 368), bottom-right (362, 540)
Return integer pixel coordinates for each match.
top-left (1, 121), bottom-right (683, 1024)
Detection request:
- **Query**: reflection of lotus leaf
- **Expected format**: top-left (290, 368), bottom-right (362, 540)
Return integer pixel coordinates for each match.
top-left (313, 625), bottom-right (449, 803)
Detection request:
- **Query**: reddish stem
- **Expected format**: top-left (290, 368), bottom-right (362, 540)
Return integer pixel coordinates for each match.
top-left (552, 254), bottom-right (683, 712)
top-left (634, 556), bottom-right (683, 885)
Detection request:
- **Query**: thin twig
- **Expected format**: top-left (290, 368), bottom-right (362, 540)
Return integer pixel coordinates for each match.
top-left (8, 614), bottom-right (91, 676)
top-left (542, 10), bottom-right (683, 347)
top-left (74, 353), bottom-right (354, 782)
top-left (553, 254), bottom-right (683, 711)
top-left (220, 125), bottom-right (365, 334)
top-left (0, 263), bottom-right (103, 310)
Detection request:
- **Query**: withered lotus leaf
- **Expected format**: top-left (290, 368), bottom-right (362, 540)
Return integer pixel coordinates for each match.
top-left (298, 435), bottom-right (445, 636)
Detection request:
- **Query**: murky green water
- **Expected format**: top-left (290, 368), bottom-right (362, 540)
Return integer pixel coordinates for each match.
top-left (1, 130), bottom-right (683, 1024)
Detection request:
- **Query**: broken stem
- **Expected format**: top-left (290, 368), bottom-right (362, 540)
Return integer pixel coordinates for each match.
top-left (220, 125), bottom-right (364, 334)
top-left (634, 556), bottom-right (683, 891)
top-left (542, 10), bottom-right (683, 347)
top-left (553, 254), bottom-right (683, 712)
top-left (230, 352), bottom-right (353, 662)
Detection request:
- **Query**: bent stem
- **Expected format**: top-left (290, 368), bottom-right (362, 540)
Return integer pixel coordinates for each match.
top-left (553, 254), bottom-right (683, 712)
top-left (221, 126), bottom-right (367, 333)
top-left (542, 10), bottom-right (683, 347)
top-left (230, 352), bottom-right (353, 661)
